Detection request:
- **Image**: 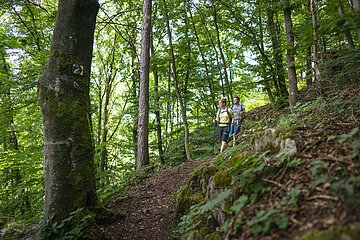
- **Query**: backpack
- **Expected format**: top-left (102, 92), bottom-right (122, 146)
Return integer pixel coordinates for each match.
top-left (217, 107), bottom-right (232, 125)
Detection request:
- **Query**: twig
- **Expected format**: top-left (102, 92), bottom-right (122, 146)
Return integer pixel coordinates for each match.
top-left (351, 107), bottom-right (359, 122)
top-left (306, 194), bottom-right (339, 201)
top-left (261, 178), bottom-right (283, 188)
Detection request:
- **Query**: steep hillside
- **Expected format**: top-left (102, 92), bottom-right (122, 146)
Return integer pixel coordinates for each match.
top-left (174, 86), bottom-right (360, 240)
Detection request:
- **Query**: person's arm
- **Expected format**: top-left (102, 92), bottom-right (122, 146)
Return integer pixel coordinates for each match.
top-left (230, 109), bottom-right (235, 125)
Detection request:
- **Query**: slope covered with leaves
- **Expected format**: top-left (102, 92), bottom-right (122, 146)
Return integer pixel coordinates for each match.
top-left (174, 86), bottom-right (360, 240)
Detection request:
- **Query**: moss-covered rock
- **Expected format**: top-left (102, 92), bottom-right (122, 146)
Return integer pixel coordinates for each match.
top-left (175, 185), bottom-right (205, 220)
top-left (227, 151), bottom-right (252, 168)
top-left (299, 227), bottom-right (360, 240)
top-left (175, 163), bottom-right (220, 221)
top-left (213, 171), bottom-right (232, 188)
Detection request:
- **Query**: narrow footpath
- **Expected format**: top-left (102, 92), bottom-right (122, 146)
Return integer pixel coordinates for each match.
top-left (102, 160), bottom-right (203, 240)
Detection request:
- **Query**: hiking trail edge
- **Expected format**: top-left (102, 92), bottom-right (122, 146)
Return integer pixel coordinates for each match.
top-left (102, 160), bottom-right (203, 240)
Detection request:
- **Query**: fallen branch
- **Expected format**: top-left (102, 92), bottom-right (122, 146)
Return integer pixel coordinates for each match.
top-left (306, 194), bottom-right (339, 201)
top-left (261, 178), bottom-right (283, 188)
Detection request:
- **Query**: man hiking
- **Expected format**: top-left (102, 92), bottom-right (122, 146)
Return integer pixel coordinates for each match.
top-left (230, 96), bottom-right (245, 146)
top-left (216, 98), bottom-right (234, 153)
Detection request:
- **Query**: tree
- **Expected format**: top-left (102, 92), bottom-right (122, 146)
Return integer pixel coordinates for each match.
top-left (283, 0), bottom-right (298, 112)
top-left (151, 31), bottom-right (165, 165)
top-left (37, 0), bottom-right (99, 222)
top-left (137, 0), bottom-right (152, 169)
top-left (211, 0), bottom-right (233, 101)
top-left (266, 4), bottom-right (289, 100)
top-left (310, 0), bottom-right (322, 88)
top-left (164, 0), bottom-right (192, 162)
top-left (337, 0), bottom-right (355, 48)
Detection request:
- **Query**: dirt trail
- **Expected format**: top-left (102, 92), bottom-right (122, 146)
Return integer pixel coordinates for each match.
top-left (102, 160), bottom-right (203, 240)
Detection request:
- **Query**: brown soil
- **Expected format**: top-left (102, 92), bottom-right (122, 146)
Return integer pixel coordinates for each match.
top-left (102, 160), bottom-right (203, 240)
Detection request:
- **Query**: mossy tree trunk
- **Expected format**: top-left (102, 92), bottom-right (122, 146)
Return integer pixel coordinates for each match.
top-left (37, 0), bottom-right (99, 223)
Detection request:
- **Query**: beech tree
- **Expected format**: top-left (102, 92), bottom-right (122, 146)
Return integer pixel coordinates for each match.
top-left (283, 0), bottom-right (298, 111)
top-left (37, 0), bottom-right (99, 222)
top-left (137, 0), bottom-right (152, 169)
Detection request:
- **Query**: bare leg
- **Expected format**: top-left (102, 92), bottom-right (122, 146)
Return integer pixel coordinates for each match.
top-left (220, 140), bottom-right (227, 152)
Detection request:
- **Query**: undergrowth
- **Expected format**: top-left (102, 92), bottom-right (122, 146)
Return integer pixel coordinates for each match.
top-left (175, 88), bottom-right (360, 239)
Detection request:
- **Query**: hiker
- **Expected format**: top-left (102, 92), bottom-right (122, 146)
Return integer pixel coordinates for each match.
top-left (216, 98), bottom-right (234, 153)
top-left (231, 96), bottom-right (245, 146)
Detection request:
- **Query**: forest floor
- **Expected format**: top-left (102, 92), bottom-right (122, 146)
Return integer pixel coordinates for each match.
top-left (102, 160), bottom-right (203, 240)
top-left (101, 85), bottom-right (360, 240)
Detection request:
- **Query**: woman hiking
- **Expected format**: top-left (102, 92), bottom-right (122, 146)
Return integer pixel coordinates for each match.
top-left (216, 98), bottom-right (235, 153)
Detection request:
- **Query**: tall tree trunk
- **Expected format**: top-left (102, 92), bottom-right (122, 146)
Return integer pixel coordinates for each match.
top-left (338, 0), bottom-right (355, 48)
top-left (211, 1), bottom-right (233, 101)
top-left (267, 9), bottom-right (289, 99)
top-left (137, 0), bottom-right (152, 170)
top-left (283, 0), bottom-right (298, 112)
top-left (306, 47), bottom-right (313, 88)
top-left (353, 0), bottom-right (360, 43)
top-left (131, 25), bottom-right (139, 162)
top-left (100, 42), bottom-right (117, 174)
top-left (37, 0), bottom-right (99, 222)
top-left (164, 0), bottom-right (192, 162)
top-left (165, 65), bottom-right (172, 152)
top-left (0, 48), bottom-right (19, 150)
top-left (310, 0), bottom-right (322, 89)
top-left (151, 36), bottom-right (165, 165)
top-left (188, 0), bottom-right (216, 111)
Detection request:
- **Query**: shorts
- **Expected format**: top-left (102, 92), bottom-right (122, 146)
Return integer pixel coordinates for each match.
top-left (233, 119), bottom-right (243, 136)
top-left (219, 126), bottom-right (230, 142)
top-left (233, 123), bottom-right (241, 136)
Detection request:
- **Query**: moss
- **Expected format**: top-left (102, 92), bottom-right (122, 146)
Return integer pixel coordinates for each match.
top-left (274, 127), bottom-right (293, 140)
top-left (268, 144), bottom-right (281, 154)
top-left (299, 227), bottom-right (360, 240)
top-left (227, 151), bottom-right (252, 167)
top-left (175, 185), bottom-right (205, 220)
top-left (213, 171), bottom-right (232, 188)
top-left (282, 131), bottom-right (293, 139)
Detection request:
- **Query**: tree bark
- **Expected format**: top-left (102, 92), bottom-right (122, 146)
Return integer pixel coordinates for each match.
top-left (131, 22), bottom-right (139, 162)
top-left (37, 0), bottom-right (99, 222)
top-left (137, 0), bottom-right (152, 170)
top-left (283, 0), bottom-right (298, 112)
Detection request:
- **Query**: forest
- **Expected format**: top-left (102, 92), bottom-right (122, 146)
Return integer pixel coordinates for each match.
top-left (0, 0), bottom-right (359, 239)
